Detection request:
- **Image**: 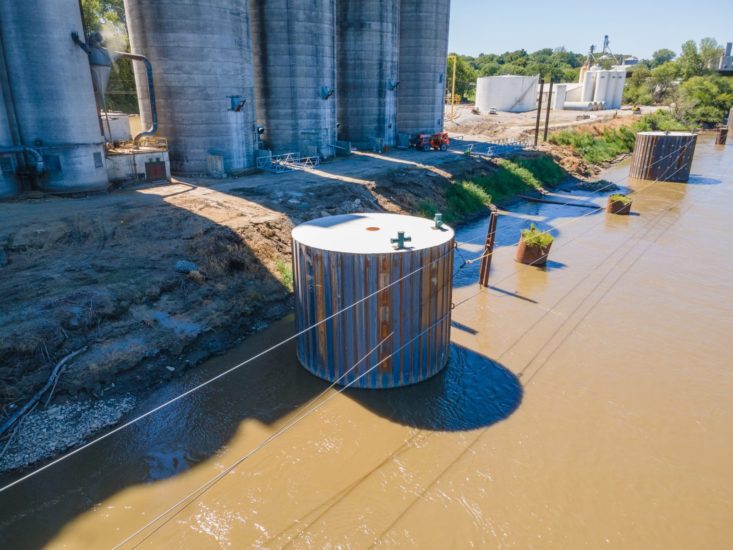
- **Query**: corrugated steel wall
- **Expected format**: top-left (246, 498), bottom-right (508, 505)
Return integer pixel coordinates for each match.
top-left (293, 238), bottom-right (454, 389)
top-left (630, 132), bottom-right (697, 183)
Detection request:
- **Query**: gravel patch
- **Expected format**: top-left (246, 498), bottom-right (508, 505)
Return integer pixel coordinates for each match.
top-left (0, 395), bottom-right (136, 473)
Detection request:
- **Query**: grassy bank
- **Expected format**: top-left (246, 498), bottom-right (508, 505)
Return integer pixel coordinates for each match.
top-left (548, 111), bottom-right (691, 165)
top-left (419, 154), bottom-right (565, 222)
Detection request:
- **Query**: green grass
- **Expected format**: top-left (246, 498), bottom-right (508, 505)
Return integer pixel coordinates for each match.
top-left (275, 259), bottom-right (293, 292)
top-left (419, 180), bottom-right (492, 223)
top-left (521, 223), bottom-right (554, 248)
top-left (609, 193), bottom-right (632, 205)
top-left (512, 155), bottom-right (566, 187)
top-left (419, 155), bottom-right (566, 224)
top-left (548, 111), bottom-right (691, 165)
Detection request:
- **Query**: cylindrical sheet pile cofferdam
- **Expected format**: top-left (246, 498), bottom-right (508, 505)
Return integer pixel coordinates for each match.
top-left (630, 131), bottom-right (697, 183)
top-left (292, 213), bottom-right (454, 389)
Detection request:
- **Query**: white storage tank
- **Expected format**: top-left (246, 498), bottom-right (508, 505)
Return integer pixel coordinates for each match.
top-left (292, 213), bottom-right (454, 389)
top-left (475, 75), bottom-right (539, 113)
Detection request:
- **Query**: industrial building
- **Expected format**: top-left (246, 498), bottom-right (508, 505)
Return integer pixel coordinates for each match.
top-left (0, 0), bottom-right (451, 198)
top-left (719, 42), bottom-right (733, 74)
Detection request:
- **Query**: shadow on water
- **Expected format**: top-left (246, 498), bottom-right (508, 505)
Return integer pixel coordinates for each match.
top-left (347, 344), bottom-right (522, 432)
top-left (686, 175), bottom-right (721, 185)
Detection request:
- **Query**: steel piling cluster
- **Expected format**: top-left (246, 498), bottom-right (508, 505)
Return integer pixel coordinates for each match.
top-left (630, 132), bottom-right (697, 183)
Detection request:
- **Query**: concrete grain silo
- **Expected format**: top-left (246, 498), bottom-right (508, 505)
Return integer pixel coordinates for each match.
top-left (336, 0), bottom-right (400, 149)
top-left (249, 0), bottom-right (338, 158)
top-left (124, 0), bottom-right (258, 175)
top-left (397, 0), bottom-right (451, 137)
top-left (0, 0), bottom-right (108, 193)
top-left (0, 60), bottom-right (18, 198)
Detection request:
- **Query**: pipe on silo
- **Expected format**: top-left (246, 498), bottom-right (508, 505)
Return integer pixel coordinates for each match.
top-left (115, 52), bottom-right (158, 143)
top-left (397, 0), bottom-right (451, 137)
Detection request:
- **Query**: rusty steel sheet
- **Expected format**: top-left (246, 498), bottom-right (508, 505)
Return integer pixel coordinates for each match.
top-left (292, 213), bottom-right (454, 389)
top-left (630, 131), bottom-right (697, 183)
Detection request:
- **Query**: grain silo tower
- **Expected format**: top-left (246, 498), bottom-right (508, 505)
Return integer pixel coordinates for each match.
top-left (124, 0), bottom-right (258, 175)
top-left (0, 61), bottom-right (18, 198)
top-left (249, 0), bottom-right (338, 158)
top-left (336, 0), bottom-right (400, 149)
top-left (397, 0), bottom-right (451, 137)
top-left (0, 0), bottom-right (108, 193)
top-left (292, 213), bottom-right (454, 389)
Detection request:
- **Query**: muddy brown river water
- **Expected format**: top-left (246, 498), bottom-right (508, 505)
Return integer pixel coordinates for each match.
top-left (1, 137), bottom-right (732, 549)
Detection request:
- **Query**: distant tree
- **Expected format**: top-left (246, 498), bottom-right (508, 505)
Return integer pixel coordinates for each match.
top-left (677, 75), bottom-right (733, 124)
top-left (651, 48), bottom-right (676, 68)
top-left (81, 0), bottom-right (138, 114)
top-left (648, 62), bottom-right (678, 103)
top-left (677, 40), bottom-right (705, 80)
top-left (446, 54), bottom-right (478, 102)
top-left (699, 37), bottom-right (724, 70)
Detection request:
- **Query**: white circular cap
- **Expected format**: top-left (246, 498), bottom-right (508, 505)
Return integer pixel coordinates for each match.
top-left (292, 213), bottom-right (454, 254)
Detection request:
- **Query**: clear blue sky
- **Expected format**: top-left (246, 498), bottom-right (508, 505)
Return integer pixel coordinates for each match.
top-left (449, 0), bottom-right (731, 59)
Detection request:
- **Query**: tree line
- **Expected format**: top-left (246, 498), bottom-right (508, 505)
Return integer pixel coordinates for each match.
top-left (448, 38), bottom-right (733, 125)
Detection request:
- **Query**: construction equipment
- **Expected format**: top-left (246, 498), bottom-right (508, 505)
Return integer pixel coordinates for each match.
top-left (413, 132), bottom-right (450, 152)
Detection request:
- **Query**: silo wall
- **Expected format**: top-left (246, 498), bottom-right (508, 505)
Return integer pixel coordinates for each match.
top-left (0, 0), bottom-right (108, 193)
top-left (336, 0), bottom-right (400, 148)
top-left (249, 0), bottom-right (338, 158)
top-left (397, 0), bottom-right (451, 136)
top-left (125, 0), bottom-right (258, 174)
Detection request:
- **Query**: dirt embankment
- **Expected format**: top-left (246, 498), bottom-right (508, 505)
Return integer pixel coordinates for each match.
top-left (534, 117), bottom-right (640, 178)
top-left (0, 155), bottom-right (499, 413)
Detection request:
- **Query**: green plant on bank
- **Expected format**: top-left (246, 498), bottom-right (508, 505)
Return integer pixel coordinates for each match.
top-left (275, 259), bottom-right (293, 292)
top-left (609, 193), bottom-right (632, 205)
top-left (512, 155), bottom-right (566, 186)
top-left (419, 181), bottom-right (492, 223)
top-left (521, 224), bottom-right (554, 249)
top-left (420, 155), bottom-right (566, 223)
top-left (549, 111), bottom-right (691, 165)
top-left (418, 155), bottom-right (566, 224)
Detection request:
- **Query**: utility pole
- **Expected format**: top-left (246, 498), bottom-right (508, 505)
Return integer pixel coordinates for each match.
top-left (534, 78), bottom-right (545, 147)
top-left (448, 55), bottom-right (458, 120)
top-left (479, 205), bottom-right (499, 288)
top-left (543, 79), bottom-right (553, 142)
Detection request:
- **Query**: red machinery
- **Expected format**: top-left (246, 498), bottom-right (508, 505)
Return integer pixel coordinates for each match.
top-left (413, 132), bottom-right (450, 152)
